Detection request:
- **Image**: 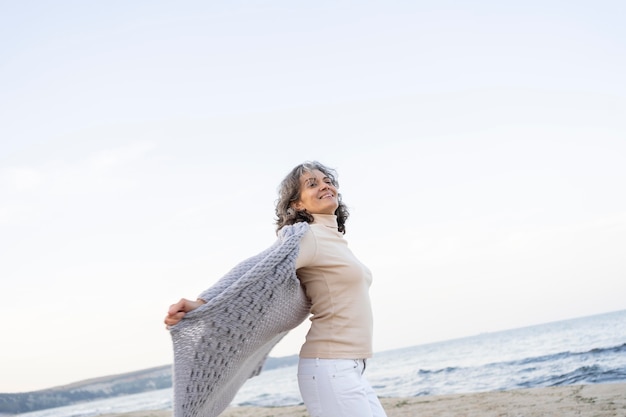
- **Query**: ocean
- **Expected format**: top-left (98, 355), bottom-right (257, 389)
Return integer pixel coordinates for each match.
top-left (15, 309), bottom-right (626, 417)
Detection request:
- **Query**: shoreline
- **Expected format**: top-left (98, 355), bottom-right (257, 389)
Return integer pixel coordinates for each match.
top-left (100, 382), bottom-right (626, 417)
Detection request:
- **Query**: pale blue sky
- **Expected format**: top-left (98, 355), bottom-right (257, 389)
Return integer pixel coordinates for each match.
top-left (1, 1), bottom-right (625, 393)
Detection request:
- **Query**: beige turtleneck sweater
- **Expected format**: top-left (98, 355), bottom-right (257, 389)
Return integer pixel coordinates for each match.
top-left (295, 214), bottom-right (374, 359)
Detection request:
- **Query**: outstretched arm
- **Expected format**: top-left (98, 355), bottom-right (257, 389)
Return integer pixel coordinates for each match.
top-left (164, 298), bottom-right (206, 328)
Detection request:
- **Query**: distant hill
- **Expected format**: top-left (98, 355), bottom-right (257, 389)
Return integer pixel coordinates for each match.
top-left (0, 355), bottom-right (298, 415)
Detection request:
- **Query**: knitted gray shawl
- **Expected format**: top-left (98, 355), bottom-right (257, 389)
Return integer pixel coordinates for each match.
top-left (168, 222), bottom-right (311, 417)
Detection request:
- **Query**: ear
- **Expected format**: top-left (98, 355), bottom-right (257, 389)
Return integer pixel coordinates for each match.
top-left (292, 201), bottom-right (304, 211)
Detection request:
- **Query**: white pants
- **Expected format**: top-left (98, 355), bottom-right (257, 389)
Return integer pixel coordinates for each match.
top-left (297, 358), bottom-right (388, 417)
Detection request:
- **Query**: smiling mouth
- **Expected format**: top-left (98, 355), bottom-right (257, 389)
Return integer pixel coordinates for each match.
top-left (320, 193), bottom-right (335, 199)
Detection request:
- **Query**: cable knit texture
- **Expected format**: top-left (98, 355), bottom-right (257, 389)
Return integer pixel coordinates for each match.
top-left (168, 222), bottom-right (311, 417)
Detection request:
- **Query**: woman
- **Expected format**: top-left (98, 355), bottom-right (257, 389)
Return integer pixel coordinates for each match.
top-left (165, 161), bottom-right (386, 417)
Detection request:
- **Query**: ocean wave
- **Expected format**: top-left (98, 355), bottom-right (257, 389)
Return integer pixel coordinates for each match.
top-left (493, 342), bottom-right (626, 369)
top-left (417, 367), bottom-right (458, 375)
top-left (396, 342), bottom-right (626, 396)
top-left (516, 364), bottom-right (626, 388)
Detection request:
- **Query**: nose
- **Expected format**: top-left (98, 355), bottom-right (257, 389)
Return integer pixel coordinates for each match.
top-left (320, 182), bottom-right (333, 192)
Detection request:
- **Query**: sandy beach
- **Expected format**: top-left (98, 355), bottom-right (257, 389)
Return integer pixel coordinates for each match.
top-left (101, 383), bottom-right (626, 417)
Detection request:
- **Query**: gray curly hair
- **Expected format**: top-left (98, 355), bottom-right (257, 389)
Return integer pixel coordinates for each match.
top-left (275, 161), bottom-right (349, 234)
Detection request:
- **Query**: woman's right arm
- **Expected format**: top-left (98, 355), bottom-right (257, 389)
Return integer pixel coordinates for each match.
top-left (164, 298), bottom-right (206, 328)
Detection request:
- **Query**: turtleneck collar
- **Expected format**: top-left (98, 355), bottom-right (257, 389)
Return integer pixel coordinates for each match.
top-left (311, 213), bottom-right (338, 229)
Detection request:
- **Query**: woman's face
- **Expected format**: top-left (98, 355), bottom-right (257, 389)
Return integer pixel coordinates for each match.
top-left (293, 169), bottom-right (339, 215)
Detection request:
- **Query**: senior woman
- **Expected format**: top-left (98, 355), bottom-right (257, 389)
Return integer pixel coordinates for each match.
top-left (165, 161), bottom-right (386, 417)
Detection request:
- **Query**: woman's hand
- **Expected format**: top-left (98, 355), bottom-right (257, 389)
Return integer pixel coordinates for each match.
top-left (164, 298), bottom-right (206, 328)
